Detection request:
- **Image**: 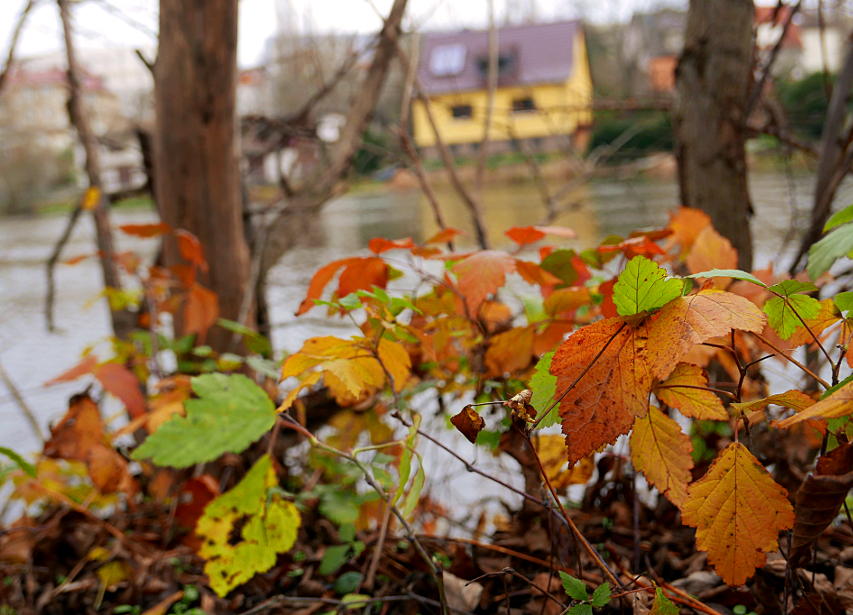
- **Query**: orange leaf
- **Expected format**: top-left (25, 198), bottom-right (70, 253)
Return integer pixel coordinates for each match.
top-left (81, 186), bottom-right (101, 211)
top-left (535, 435), bottom-right (594, 490)
top-left (295, 257), bottom-right (359, 316)
top-left (598, 236), bottom-right (665, 259)
top-left (535, 225), bottom-right (578, 239)
top-left (686, 226), bottom-right (738, 289)
top-left (62, 253), bottom-right (93, 266)
top-left (425, 228), bottom-right (465, 244)
top-left (368, 237), bottom-right (415, 254)
top-left (338, 257), bottom-right (388, 299)
top-left (682, 442), bottom-right (794, 586)
top-left (630, 405), bottom-right (693, 508)
top-left (118, 222), bottom-right (172, 237)
top-left (775, 380), bottom-right (853, 428)
top-left (598, 279), bottom-right (619, 318)
top-left (505, 226), bottom-right (546, 246)
top-left (665, 207), bottom-right (711, 251)
top-left (183, 283), bottom-right (219, 342)
top-left (485, 326), bottom-right (535, 376)
top-left (87, 444), bottom-right (138, 495)
top-left (44, 355), bottom-right (97, 386)
top-left (452, 250), bottom-right (516, 314)
top-left (94, 363), bottom-right (146, 419)
top-left (646, 290), bottom-right (766, 381)
top-left (654, 363), bottom-right (728, 421)
top-left (551, 317), bottom-right (651, 466)
top-left (543, 287), bottom-right (591, 317)
top-left (514, 259), bottom-right (562, 287)
top-left (450, 405), bottom-right (485, 444)
top-left (175, 229), bottom-right (207, 272)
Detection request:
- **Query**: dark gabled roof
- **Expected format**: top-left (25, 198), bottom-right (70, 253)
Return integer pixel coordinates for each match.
top-left (417, 20), bottom-right (581, 95)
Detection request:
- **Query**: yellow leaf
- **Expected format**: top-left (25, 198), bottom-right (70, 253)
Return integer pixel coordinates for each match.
top-left (197, 455), bottom-right (301, 597)
top-left (630, 406), bottom-right (693, 508)
top-left (732, 390), bottom-right (815, 425)
top-left (278, 372), bottom-right (322, 413)
top-left (786, 298), bottom-right (841, 348)
top-left (681, 442), bottom-right (794, 586)
top-left (535, 435), bottom-right (594, 490)
top-left (484, 326), bottom-right (535, 377)
top-left (377, 338), bottom-right (411, 392)
top-left (97, 560), bottom-right (130, 587)
top-left (81, 186), bottom-right (101, 211)
top-left (654, 363), bottom-right (728, 421)
top-left (776, 380), bottom-right (853, 428)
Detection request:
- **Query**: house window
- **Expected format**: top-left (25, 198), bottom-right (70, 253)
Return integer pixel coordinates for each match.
top-left (512, 97), bottom-right (536, 113)
top-left (476, 52), bottom-right (516, 77)
top-left (430, 44), bottom-right (467, 77)
top-left (451, 104), bottom-right (473, 119)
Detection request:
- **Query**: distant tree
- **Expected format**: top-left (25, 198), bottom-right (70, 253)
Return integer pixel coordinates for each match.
top-left (674, 0), bottom-right (754, 270)
top-left (777, 72), bottom-right (834, 141)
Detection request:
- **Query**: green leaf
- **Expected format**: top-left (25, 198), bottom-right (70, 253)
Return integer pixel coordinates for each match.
top-left (334, 571), bottom-right (362, 595)
top-left (822, 372), bottom-right (853, 400)
top-left (245, 356), bottom-right (281, 380)
top-left (567, 605), bottom-right (592, 615)
top-left (808, 224), bottom-right (853, 281)
top-left (196, 455), bottom-right (301, 597)
top-left (834, 291), bottom-right (853, 316)
top-left (613, 255), bottom-right (683, 316)
top-left (320, 491), bottom-right (360, 525)
top-left (0, 447), bottom-right (36, 477)
top-left (767, 280), bottom-right (818, 296)
top-left (338, 524), bottom-right (356, 543)
top-left (341, 594), bottom-right (371, 609)
top-left (530, 352), bottom-right (558, 427)
top-left (650, 587), bottom-right (679, 615)
top-left (217, 318), bottom-right (272, 356)
top-left (825, 203), bottom-right (853, 232)
top-left (339, 293), bottom-right (363, 310)
top-left (541, 249), bottom-right (580, 286)
top-left (559, 571), bottom-right (588, 601)
top-left (131, 374), bottom-right (276, 468)
top-left (318, 544), bottom-right (352, 575)
top-left (591, 582), bottom-right (611, 608)
top-left (401, 455), bottom-right (424, 518)
top-left (686, 269), bottom-right (767, 287)
top-left (389, 297), bottom-right (422, 316)
top-left (763, 294), bottom-right (822, 340)
top-left (394, 416), bottom-right (420, 506)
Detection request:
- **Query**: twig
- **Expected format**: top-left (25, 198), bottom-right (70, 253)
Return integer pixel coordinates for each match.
top-left (474, 0), bottom-right (498, 196)
top-left (0, 358), bottom-right (43, 442)
top-left (364, 492), bottom-right (394, 591)
top-left (746, 0), bottom-right (802, 115)
top-left (515, 422), bottom-right (622, 589)
top-left (752, 332), bottom-right (831, 389)
top-left (45, 204), bottom-right (83, 332)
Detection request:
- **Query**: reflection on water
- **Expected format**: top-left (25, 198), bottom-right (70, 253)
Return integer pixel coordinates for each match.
top-left (0, 172), bottom-right (846, 460)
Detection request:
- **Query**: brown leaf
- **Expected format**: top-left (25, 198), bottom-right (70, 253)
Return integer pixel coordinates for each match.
top-left (43, 394), bottom-right (105, 461)
top-left (504, 389), bottom-right (536, 422)
top-left (118, 222), bottom-right (172, 238)
top-left (789, 442), bottom-right (853, 567)
top-left (175, 229), bottom-right (207, 272)
top-left (450, 406), bottom-right (485, 444)
top-left (183, 282), bottom-right (219, 342)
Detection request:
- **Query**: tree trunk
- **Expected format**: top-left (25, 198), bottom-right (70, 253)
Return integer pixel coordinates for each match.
top-left (674, 0), bottom-right (755, 270)
top-left (154, 0), bottom-right (252, 352)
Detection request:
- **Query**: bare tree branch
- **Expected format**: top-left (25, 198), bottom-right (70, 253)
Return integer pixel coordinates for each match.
top-left (475, 0), bottom-right (498, 195)
top-left (0, 0), bottom-right (39, 94)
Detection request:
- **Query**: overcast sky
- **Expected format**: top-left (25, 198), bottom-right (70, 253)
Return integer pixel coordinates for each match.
top-left (0, 0), bottom-right (688, 69)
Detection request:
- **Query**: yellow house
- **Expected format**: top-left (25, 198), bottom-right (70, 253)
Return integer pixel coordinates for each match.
top-left (411, 20), bottom-right (593, 158)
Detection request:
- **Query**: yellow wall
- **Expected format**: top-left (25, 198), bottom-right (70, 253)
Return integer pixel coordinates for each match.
top-left (412, 30), bottom-right (593, 148)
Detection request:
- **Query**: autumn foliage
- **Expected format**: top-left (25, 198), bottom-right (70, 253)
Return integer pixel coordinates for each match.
top-left (6, 206), bottom-right (853, 613)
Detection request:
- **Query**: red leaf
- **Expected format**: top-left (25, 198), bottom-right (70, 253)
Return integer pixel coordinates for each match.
top-left (45, 355), bottom-right (98, 386)
top-left (176, 475), bottom-right (220, 528)
top-left (506, 226), bottom-right (546, 247)
top-left (175, 230), bottom-right (207, 273)
top-left (534, 225), bottom-right (578, 239)
top-left (425, 228), bottom-right (465, 244)
top-left (94, 363), bottom-right (146, 419)
top-left (118, 222), bottom-right (172, 238)
top-left (452, 251), bottom-right (516, 314)
top-left (183, 283), bottom-right (219, 342)
top-left (295, 257), bottom-right (359, 316)
top-left (598, 278), bottom-right (619, 318)
top-left (368, 237), bottom-right (416, 254)
top-left (599, 236), bottom-right (665, 259)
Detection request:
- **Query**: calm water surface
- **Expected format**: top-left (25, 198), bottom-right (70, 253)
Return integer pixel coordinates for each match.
top-left (0, 172), bottom-right (844, 521)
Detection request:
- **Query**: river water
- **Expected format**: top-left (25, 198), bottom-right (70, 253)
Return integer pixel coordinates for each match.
top-left (0, 172), bottom-right (845, 521)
